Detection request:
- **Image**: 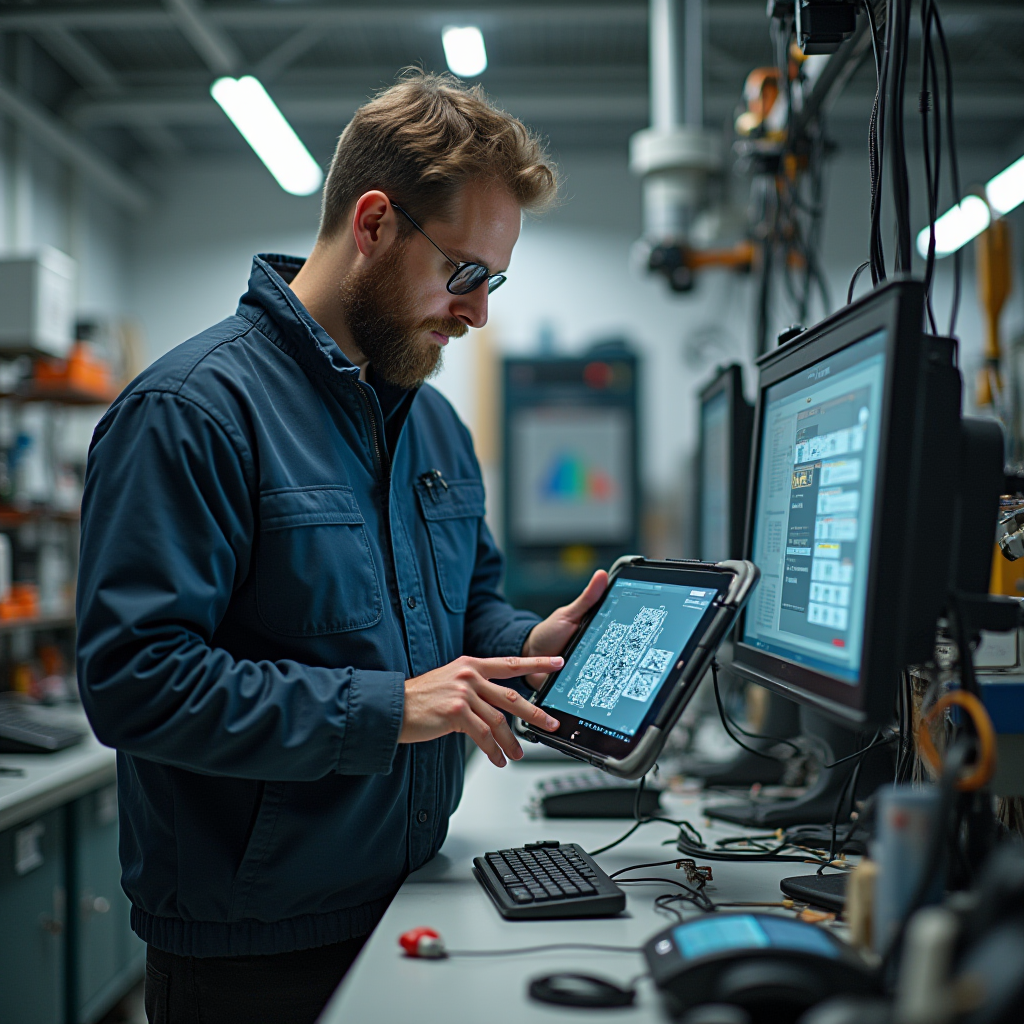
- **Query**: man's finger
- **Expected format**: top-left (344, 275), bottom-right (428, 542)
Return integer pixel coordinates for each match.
top-left (470, 655), bottom-right (563, 679)
top-left (479, 680), bottom-right (560, 732)
top-left (563, 570), bottom-right (609, 619)
top-left (467, 691), bottom-right (524, 760)
top-left (459, 705), bottom-right (508, 767)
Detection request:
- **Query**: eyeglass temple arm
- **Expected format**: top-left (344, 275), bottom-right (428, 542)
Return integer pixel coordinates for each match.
top-left (391, 203), bottom-right (459, 271)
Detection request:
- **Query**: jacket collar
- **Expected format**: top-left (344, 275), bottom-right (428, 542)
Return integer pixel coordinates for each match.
top-left (237, 254), bottom-right (360, 381)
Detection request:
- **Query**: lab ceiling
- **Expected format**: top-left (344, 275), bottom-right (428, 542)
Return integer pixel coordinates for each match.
top-left (0, 1), bottom-right (1021, 188)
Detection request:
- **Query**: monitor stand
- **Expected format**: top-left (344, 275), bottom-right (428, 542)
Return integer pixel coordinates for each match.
top-left (704, 708), bottom-right (894, 829)
top-left (676, 691), bottom-right (801, 786)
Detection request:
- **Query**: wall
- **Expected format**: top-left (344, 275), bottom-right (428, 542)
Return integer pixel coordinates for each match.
top-left (127, 140), bottom-right (1024, 552)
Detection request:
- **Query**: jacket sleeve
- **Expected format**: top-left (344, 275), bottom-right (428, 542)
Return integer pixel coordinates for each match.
top-left (462, 514), bottom-right (541, 661)
top-left (76, 390), bottom-right (404, 781)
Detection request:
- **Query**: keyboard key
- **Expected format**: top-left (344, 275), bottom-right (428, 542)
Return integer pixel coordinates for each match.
top-left (509, 888), bottom-right (534, 903)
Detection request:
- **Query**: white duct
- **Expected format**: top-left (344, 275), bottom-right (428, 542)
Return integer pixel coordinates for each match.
top-left (631, 0), bottom-right (720, 242)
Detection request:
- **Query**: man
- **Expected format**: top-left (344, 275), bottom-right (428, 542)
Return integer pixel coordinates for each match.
top-left (76, 71), bottom-right (608, 1023)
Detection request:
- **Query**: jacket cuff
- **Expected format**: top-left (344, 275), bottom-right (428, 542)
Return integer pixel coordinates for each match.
top-left (504, 613), bottom-right (543, 659)
top-left (336, 669), bottom-right (406, 775)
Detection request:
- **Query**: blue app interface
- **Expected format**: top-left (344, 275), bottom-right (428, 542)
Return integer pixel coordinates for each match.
top-left (541, 578), bottom-right (716, 739)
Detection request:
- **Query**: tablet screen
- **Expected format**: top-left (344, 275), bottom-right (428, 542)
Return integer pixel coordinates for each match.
top-left (540, 575), bottom-right (719, 741)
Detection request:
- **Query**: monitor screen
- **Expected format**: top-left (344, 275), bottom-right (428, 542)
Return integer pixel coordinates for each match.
top-left (510, 406), bottom-right (633, 544)
top-left (699, 389), bottom-right (730, 563)
top-left (541, 576), bottom-right (716, 738)
top-left (742, 329), bottom-right (887, 684)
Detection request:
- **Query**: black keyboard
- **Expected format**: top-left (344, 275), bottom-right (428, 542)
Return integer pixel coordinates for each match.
top-left (0, 701), bottom-right (85, 754)
top-left (473, 841), bottom-right (626, 920)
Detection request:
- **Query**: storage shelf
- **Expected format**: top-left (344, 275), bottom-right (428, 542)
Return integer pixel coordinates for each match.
top-left (12, 384), bottom-right (118, 406)
top-left (0, 614), bottom-right (75, 635)
top-left (0, 507), bottom-right (80, 526)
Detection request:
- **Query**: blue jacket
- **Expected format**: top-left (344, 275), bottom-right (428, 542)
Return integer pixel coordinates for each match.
top-left (76, 255), bottom-right (539, 957)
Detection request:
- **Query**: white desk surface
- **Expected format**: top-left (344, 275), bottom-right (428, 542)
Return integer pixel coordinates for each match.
top-left (0, 705), bottom-right (115, 832)
top-left (321, 754), bottom-right (844, 1024)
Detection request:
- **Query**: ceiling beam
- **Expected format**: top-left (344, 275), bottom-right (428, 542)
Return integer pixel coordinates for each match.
top-left (70, 88), bottom-right (1024, 131)
top-left (0, 3), bottom-right (1016, 33)
top-left (163, 0), bottom-right (240, 76)
top-left (254, 25), bottom-right (323, 81)
top-left (35, 28), bottom-right (121, 93)
top-left (0, 79), bottom-right (148, 212)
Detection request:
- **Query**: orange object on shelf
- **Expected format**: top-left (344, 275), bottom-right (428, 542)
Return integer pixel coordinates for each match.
top-left (32, 342), bottom-right (117, 402)
top-left (0, 583), bottom-right (40, 620)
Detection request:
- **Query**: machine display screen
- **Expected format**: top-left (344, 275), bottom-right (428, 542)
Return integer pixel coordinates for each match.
top-left (742, 330), bottom-right (886, 683)
top-left (699, 388), bottom-right (730, 563)
top-left (672, 915), bottom-right (839, 961)
top-left (509, 406), bottom-right (633, 544)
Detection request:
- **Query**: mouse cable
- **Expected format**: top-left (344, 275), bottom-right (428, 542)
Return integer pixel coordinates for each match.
top-left (444, 942), bottom-right (642, 958)
top-left (711, 661), bottom-right (802, 759)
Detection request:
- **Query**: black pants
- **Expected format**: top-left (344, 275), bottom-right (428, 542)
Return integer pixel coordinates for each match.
top-left (145, 936), bottom-right (367, 1024)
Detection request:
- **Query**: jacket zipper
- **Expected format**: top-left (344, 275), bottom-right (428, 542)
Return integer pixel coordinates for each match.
top-left (356, 381), bottom-right (390, 479)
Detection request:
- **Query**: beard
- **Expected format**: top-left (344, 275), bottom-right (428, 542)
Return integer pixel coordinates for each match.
top-left (338, 239), bottom-right (467, 389)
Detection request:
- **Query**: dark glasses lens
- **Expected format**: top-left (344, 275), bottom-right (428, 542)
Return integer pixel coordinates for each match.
top-left (447, 263), bottom-right (490, 295)
top-left (486, 275), bottom-right (506, 294)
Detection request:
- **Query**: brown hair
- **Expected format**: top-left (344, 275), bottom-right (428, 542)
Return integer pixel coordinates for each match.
top-left (319, 69), bottom-right (558, 238)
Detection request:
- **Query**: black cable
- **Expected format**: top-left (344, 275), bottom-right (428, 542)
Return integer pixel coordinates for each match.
top-left (616, 876), bottom-right (716, 913)
top-left (820, 730), bottom-right (896, 768)
top-left (818, 736), bottom-right (871, 875)
top-left (869, 0), bottom-right (892, 283)
top-left (446, 942), bottom-right (642, 958)
top-left (932, 7), bottom-right (962, 336)
top-left (674, 832), bottom-right (828, 865)
top-left (587, 776), bottom-right (647, 856)
top-left (888, 0), bottom-right (912, 273)
top-left (848, 260), bottom-right (872, 304)
top-left (586, 777), bottom-right (704, 858)
top-left (712, 660), bottom-right (802, 758)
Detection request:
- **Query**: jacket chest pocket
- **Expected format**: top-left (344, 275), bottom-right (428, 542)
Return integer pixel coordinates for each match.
top-left (257, 486), bottom-right (383, 636)
top-left (416, 478), bottom-right (485, 614)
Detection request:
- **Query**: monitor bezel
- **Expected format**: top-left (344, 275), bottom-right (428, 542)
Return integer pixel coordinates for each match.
top-left (697, 364), bottom-right (753, 562)
top-left (731, 280), bottom-right (927, 727)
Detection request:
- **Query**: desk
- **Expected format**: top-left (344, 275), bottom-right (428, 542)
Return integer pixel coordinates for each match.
top-left (322, 755), bottom-right (841, 1024)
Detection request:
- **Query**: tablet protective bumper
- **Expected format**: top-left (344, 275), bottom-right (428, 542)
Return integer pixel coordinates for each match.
top-left (516, 557), bottom-right (760, 780)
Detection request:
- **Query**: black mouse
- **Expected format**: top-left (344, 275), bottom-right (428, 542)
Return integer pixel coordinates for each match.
top-left (528, 971), bottom-right (636, 1008)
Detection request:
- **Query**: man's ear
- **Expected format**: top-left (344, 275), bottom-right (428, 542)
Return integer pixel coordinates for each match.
top-left (351, 191), bottom-right (397, 258)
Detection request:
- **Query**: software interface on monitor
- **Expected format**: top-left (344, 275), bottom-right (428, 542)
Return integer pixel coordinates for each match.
top-left (542, 577), bottom-right (715, 739)
top-left (742, 330), bottom-right (887, 682)
top-left (700, 389), bottom-right (730, 562)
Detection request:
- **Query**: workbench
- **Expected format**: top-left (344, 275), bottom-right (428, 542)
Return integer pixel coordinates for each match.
top-left (322, 751), bottom-right (844, 1024)
top-left (0, 710), bottom-right (144, 1024)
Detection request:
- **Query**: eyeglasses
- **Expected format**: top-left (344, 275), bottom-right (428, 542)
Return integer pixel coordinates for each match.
top-left (392, 203), bottom-right (507, 295)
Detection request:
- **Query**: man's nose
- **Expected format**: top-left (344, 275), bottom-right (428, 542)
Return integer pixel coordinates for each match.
top-left (450, 286), bottom-right (488, 329)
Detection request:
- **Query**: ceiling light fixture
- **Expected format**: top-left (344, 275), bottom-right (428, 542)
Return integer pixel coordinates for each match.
top-left (210, 76), bottom-right (323, 196)
top-left (916, 152), bottom-right (1024, 259)
top-left (986, 154), bottom-right (1024, 217)
top-left (442, 26), bottom-right (488, 78)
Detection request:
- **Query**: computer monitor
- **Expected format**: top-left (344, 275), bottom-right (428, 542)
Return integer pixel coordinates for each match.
top-left (731, 279), bottom-right (962, 729)
top-left (697, 365), bottom-right (753, 563)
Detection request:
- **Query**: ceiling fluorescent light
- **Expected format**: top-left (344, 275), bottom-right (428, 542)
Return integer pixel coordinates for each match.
top-left (210, 76), bottom-right (323, 196)
top-left (916, 195), bottom-right (991, 259)
top-left (986, 154), bottom-right (1024, 217)
top-left (442, 26), bottom-right (487, 78)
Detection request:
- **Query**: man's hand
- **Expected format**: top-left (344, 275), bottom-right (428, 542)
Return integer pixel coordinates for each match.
top-left (520, 570), bottom-right (609, 689)
top-left (399, 655), bottom-right (564, 767)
